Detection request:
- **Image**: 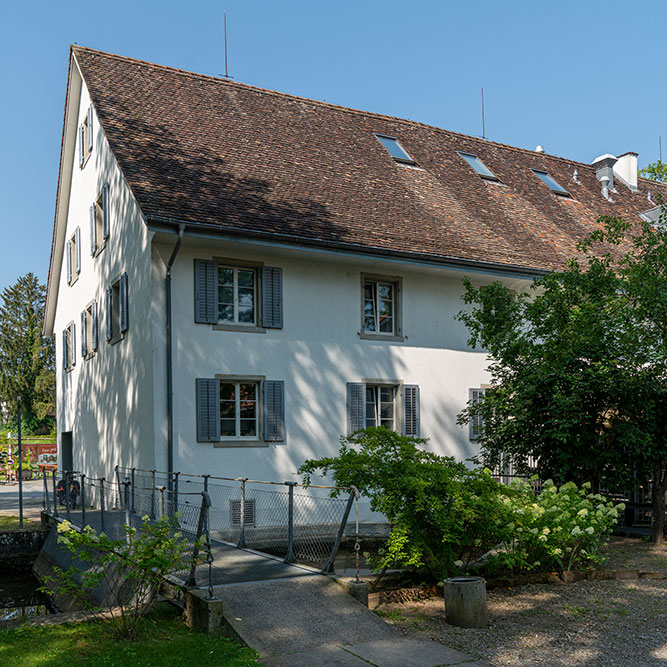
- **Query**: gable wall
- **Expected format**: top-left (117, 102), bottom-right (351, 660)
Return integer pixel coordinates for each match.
top-left (53, 77), bottom-right (155, 478)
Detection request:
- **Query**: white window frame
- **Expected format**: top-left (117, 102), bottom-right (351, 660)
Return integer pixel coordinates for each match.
top-left (218, 379), bottom-right (261, 441)
top-left (216, 264), bottom-right (258, 327)
top-left (64, 322), bottom-right (75, 372)
top-left (360, 274), bottom-right (403, 341)
top-left (83, 301), bottom-right (96, 359)
top-left (67, 229), bottom-right (80, 286)
top-left (79, 107), bottom-right (93, 168)
top-left (365, 384), bottom-right (398, 430)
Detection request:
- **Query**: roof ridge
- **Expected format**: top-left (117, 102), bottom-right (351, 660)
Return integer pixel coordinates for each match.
top-left (71, 45), bottom-right (616, 173)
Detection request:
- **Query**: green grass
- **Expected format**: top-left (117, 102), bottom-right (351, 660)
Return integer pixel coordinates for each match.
top-left (0, 605), bottom-right (259, 666)
top-left (0, 515), bottom-right (42, 531)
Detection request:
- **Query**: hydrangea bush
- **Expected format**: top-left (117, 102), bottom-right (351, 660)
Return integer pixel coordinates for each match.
top-left (488, 478), bottom-right (624, 573)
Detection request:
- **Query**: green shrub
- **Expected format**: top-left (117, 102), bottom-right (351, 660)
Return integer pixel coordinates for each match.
top-left (488, 479), bottom-right (624, 573)
top-left (41, 514), bottom-right (198, 639)
top-left (299, 428), bottom-right (515, 580)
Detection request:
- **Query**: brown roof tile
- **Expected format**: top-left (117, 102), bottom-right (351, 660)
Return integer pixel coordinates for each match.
top-left (71, 46), bottom-right (666, 274)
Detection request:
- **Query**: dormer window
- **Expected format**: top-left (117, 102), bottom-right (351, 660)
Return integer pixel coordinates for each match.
top-left (532, 169), bottom-right (569, 196)
top-left (458, 152), bottom-right (498, 181)
top-left (78, 106), bottom-right (94, 168)
top-left (375, 134), bottom-right (416, 165)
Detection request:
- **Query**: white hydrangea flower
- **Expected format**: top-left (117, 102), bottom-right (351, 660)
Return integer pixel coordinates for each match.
top-left (585, 526), bottom-right (595, 535)
top-left (454, 560), bottom-right (464, 568)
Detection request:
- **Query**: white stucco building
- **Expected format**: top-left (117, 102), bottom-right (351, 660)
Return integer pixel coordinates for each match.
top-left (44, 46), bottom-right (657, 493)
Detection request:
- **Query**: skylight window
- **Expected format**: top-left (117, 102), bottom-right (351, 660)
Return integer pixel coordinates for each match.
top-left (532, 169), bottom-right (569, 196)
top-left (375, 134), bottom-right (416, 165)
top-left (458, 152), bottom-right (498, 181)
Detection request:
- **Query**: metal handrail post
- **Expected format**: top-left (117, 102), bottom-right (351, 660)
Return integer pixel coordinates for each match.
top-left (151, 470), bottom-right (156, 519)
top-left (65, 471), bottom-right (71, 522)
top-left (321, 486), bottom-right (359, 574)
top-left (100, 478), bottom-right (106, 534)
top-left (115, 465), bottom-right (123, 509)
top-left (238, 478), bottom-right (248, 548)
top-left (124, 480), bottom-right (131, 542)
top-left (52, 470), bottom-right (58, 517)
top-left (173, 472), bottom-right (180, 515)
top-left (42, 469), bottom-right (48, 511)
top-left (203, 475), bottom-right (210, 533)
top-left (186, 491), bottom-right (212, 587)
top-left (130, 468), bottom-right (136, 514)
top-left (160, 487), bottom-right (165, 518)
top-left (284, 481), bottom-right (297, 563)
top-left (80, 474), bottom-right (86, 528)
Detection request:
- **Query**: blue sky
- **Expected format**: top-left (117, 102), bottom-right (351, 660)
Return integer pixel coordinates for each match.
top-left (1, 0), bottom-right (664, 297)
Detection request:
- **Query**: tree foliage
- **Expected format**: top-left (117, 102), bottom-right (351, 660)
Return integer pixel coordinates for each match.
top-left (457, 217), bottom-right (667, 543)
top-left (0, 273), bottom-right (55, 432)
top-left (639, 159), bottom-right (667, 182)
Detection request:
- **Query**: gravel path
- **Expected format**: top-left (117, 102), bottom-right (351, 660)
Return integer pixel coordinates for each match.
top-left (376, 539), bottom-right (667, 666)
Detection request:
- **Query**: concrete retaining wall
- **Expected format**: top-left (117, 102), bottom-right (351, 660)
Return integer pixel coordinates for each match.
top-left (0, 528), bottom-right (49, 573)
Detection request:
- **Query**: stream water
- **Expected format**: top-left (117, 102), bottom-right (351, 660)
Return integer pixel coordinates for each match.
top-left (0, 572), bottom-right (54, 623)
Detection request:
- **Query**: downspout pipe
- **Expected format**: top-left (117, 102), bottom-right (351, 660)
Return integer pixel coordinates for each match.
top-left (166, 224), bottom-right (185, 491)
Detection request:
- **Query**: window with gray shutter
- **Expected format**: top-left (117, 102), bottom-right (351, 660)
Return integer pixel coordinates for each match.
top-left (89, 204), bottom-right (96, 255)
top-left (102, 183), bottom-right (110, 240)
top-left (87, 106), bottom-right (93, 152)
top-left (347, 383), bottom-right (366, 434)
top-left (66, 240), bottom-right (72, 284)
top-left (402, 385), bottom-right (420, 437)
top-left (262, 266), bottom-right (283, 328)
top-left (62, 329), bottom-right (68, 370)
top-left (196, 378), bottom-right (220, 442)
top-left (468, 388), bottom-right (486, 440)
top-left (74, 227), bottom-right (81, 274)
top-left (91, 301), bottom-right (98, 351)
top-left (194, 259), bottom-right (216, 323)
top-left (81, 311), bottom-right (87, 358)
top-left (70, 323), bottom-right (76, 367)
top-left (105, 286), bottom-right (113, 341)
top-left (119, 273), bottom-right (128, 333)
top-left (264, 380), bottom-right (285, 441)
top-left (78, 124), bottom-right (85, 167)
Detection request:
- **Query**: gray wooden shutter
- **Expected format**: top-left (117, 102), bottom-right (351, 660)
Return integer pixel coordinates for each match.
top-left (402, 385), bottom-right (420, 437)
top-left (105, 286), bottom-right (113, 341)
top-left (70, 323), bottom-right (76, 366)
top-left (89, 204), bottom-right (96, 255)
top-left (264, 380), bottom-right (285, 442)
top-left (65, 240), bottom-right (72, 284)
top-left (78, 124), bottom-right (84, 166)
top-left (91, 302), bottom-right (98, 351)
top-left (87, 106), bottom-right (94, 152)
top-left (119, 272), bottom-right (128, 333)
top-left (347, 383), bottom-right (366, 434)
top-left (194, 259), bottom-right (216, 323)
top-left (62, 329), bottom-right (68, 370)
top-left (469, 388), bottom-right (485, 440)
top-left (196, 378), bottom-right (220, 442)
top-left (81, 310), bottom-right (87, 358)
top-left (262, 266), bottom-right (283, 328)
top-left (74, 227), bottom-right (81, 274)
top-left (102, 183), bottom-right (110, 240)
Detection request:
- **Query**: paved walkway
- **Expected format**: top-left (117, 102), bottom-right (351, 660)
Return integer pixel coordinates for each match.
top-left (205, 540), bottom-right (491, 666)
top-left (0, 479), bottom-right (44, 520)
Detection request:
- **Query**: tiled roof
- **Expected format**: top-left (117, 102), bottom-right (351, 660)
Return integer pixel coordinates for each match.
top-left (72, 46), bottom-right (665, 274)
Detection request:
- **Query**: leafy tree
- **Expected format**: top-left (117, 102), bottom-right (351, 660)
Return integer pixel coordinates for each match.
top-left (639, 159), bottom-right (667, 182)
top-left (457, 217), bottom-right (667, 544)
top-left (0, 273), bottom-right (55, 433)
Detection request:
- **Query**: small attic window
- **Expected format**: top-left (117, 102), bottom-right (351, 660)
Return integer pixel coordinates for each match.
top-left (458, 152), bottom-right (498, 181)
top-left (532, 169), bottom-right (569, 196)
top-left (375, 135), bottom-right (416, 165)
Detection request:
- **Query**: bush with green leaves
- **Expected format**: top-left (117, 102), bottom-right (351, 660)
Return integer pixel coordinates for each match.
top-left (488, 479), bottom-right (624, 574)
top-left (41, 514), bottom-right (198, 639)
top-left (299, 428), bottom-right (516, 581)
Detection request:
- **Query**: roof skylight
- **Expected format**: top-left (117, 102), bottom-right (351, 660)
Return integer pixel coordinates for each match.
top-left (532, 169), bottom-right (569, 196)
top-left (458, 152), bottom-right (498, 181)
top-left (375, 134), bottom-right (416, 165)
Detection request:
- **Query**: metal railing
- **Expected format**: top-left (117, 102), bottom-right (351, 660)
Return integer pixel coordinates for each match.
top-left (115, 466), bottom-right (358, 573)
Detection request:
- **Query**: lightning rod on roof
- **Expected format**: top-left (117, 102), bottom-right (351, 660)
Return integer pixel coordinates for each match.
top-left (224, 12), bottom-right (231, 80)
top-left (660, 135), bottom-right (663, 163)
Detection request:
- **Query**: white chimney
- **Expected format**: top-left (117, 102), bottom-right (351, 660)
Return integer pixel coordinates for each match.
top-left (613, 152), bottom-right (638, 192)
